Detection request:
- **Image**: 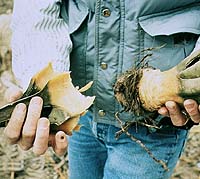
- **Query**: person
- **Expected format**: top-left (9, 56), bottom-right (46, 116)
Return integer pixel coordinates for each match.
top-left (3, 0), bottom-right (200, 178)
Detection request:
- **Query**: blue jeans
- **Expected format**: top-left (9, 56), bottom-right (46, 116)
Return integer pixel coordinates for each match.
top-left (68, 112), bottom-right (188, 179)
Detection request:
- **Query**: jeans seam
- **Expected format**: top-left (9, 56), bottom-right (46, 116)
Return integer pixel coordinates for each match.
top-left (158, 131), bottom-right (179, 179)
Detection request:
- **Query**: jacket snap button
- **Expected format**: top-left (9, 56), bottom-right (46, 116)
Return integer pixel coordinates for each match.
top-left (100, 62), bottom-right (108, 70)
top-left (98, 110), bottom-right (106, 117)
top-left (102, 8), bottom-right (111, 17)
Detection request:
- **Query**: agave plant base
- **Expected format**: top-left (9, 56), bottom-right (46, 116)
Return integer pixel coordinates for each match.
top-left (114, 50), bottom-right (200, 117)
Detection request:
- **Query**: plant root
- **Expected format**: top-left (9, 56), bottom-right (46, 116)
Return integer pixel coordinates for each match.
top-left (115, 112), bottom-right (169, 171)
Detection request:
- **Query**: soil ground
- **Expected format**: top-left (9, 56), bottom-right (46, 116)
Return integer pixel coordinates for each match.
top-left (0, 1), bottom-right (200, 179)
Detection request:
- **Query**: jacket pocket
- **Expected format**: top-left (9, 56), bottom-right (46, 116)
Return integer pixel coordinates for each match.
top-left (138, 5), bottom-right (200, 70)
top-left (61, 0), bottom-right (89, 34)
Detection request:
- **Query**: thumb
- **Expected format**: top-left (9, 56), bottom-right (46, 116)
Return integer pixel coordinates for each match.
top-left (4, 86), bottom-right (23, 102)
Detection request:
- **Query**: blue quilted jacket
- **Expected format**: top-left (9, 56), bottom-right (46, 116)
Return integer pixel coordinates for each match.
top-left (61, 0), bottom-right (200, 126)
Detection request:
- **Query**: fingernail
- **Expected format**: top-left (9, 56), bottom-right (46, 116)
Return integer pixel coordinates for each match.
top-left (158, 108), bottom-right (164, 114)
top-left (165, 101), bottom-right (175, 110)
top-left (32, 97), bottom-right (42, 105)
top-left (39, 118), bottom-right (49, 128)
top-left (185, 103), bottom-right (194, 109)
top-left (16, 103), bottom-right (26, 112)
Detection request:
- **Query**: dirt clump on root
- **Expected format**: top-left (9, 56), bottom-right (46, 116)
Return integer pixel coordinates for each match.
top-left (114, 67), bottom-right (144, 115)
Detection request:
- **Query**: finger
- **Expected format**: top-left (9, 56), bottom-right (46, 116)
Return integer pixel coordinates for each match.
top-left (158, 107), bottom-right (170, 117)
top-left (165, 101), bottom-right (187, 126)
top-left (184, 99), bottom-right (200, 123)
top-left (5, 86), bottom-right (23, 102)
top-left (4, 103), bottom-right (27, 144)
top-left (20, 97), bottom-right (43, 150)
top-left (53, 131), bottom-right (68, 156)
top-left (32, 118), bottom-right (50, 155)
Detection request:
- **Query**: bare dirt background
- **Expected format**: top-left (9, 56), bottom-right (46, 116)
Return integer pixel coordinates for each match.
top-left (0, 1), bottom-right (200, 179)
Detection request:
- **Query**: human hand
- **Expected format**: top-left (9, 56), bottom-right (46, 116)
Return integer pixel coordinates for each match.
top-left (3, 86), bottom-right (68, 156)
top-left (158, 99), bottom-right (200, 128)
top-left (160, 48), bottom-right (200, 128)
